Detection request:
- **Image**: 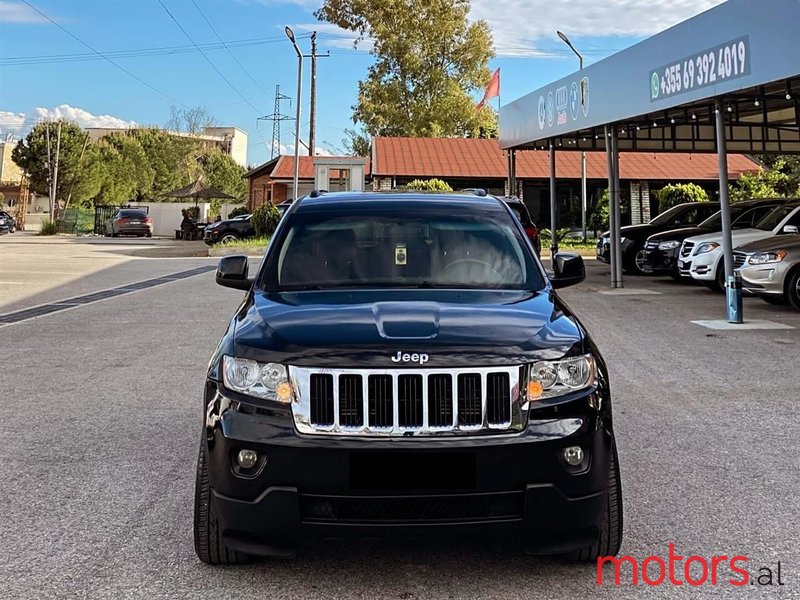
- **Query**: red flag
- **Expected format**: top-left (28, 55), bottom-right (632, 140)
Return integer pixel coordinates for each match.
top-left (476, 68), bottom-right (500, 110)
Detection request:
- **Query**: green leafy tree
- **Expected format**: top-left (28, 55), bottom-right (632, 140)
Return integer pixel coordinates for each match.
top-left (200, 151), bottom-right (246, 201)
top-left (316, 0), bottom-right (497, 139)
top-left (729, 162), bottom-right (799, 202)
top-left (656, 183), bottom-right (709, 211)
top-left (127, 128), bottom-right (197, 197)
top-left (93, 134), bottom-right (156, 204)
top-left (404, 178), bottom-right (453, 191)
top-left (11, 122), bottom-right (95, 214)
top-left (251, 203), bottom-right (281, 237)
top-left (589, 190), bottom-right (610, 233)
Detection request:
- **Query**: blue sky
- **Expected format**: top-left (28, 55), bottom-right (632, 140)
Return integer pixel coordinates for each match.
top-left (0, 0), bottom-right (724, 166)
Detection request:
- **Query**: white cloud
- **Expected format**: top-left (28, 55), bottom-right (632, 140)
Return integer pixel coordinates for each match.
top-left (288, 0), bottom-right (724, 58)
top-left (32, 104), bottom-right (138, 129)
top-left (0, 1), bottom-right (48, 23)
top-left (280, 142), bottom-right (333, 157)
top-left (0, 105), bottom-right (137, 140)
top-left (472, 0), bottom-right (726, 57)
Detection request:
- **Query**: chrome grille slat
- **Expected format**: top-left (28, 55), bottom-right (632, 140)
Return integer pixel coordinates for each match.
top-left (292, 366), bottom-right (520, 436)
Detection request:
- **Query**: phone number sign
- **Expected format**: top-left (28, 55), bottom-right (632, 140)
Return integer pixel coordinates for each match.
top-left (650, 36), bottom-right (750, 102)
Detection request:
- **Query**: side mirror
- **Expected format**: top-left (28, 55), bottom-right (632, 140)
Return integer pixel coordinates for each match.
top-left (783, 225), bottom-right (799, 234)
top-left (550, 252), bottom-right (585, 289)
top-left (216, 255), bottom-right (252, 291)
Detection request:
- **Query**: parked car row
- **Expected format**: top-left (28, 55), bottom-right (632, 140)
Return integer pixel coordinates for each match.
top-left (597, 199), bottom-right (800, 309)
top-left (0, 210), bottom-right (17, 234)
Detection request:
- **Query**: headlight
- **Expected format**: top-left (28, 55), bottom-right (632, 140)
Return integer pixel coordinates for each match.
top-left (658, 240), bottom-right (680, 250)
top-left (223, 355), bottom-right (294, 402)
top-left (526, 354), bottom-right (596, 402)
top-left (748, 250), bottom-right (787, 265)
top-left (695, 242), bottom-right (720, 255)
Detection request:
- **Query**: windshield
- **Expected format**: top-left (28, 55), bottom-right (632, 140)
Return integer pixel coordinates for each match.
top-left (263, 205), bottom-right (544, 291)
top-left (755, 204), bottom-right (800, 231)
top-left (649, 204), bottom-right (688, 226)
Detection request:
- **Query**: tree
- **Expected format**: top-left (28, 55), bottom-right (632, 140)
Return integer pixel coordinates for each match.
top-left (166, 105), bottom-right (218, 135)
top-left (251, 203), bottom-right (280, 237)
top-left (656, 183), bottom-right (709, 211)
top-left (200, 151), bottom-right (246, 201)
top-left (405, 178), bottom-right (452, 191)
top-left (730, 160), bottom-right (800, 202)
top-left (93, 134), bottom-right (155, 204)
top-left (11, 122), bottom-right (94, 215)
top-left (315, 0), bottom-right (497, 139)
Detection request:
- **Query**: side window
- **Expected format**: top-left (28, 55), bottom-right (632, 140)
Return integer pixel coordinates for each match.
top-left (734, 208), bottom-right (757, 227)
top-left (673, 208), bottom-right (697, 226)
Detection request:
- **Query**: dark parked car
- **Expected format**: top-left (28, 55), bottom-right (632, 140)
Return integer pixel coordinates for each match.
top-left (105, 208), bottom-right (152, 237)
top-left (203, 213), bottom-right (254, 245)
top-left (0, 210), bottom-right (17, 234)
top-left (597, 201), bottom-right (720, 274)
top-left (501, 195), bottom-right (541, 255)
top-left (642, 199), bottom-right (784, 278)
top-left (196, 191), bottom-right (622, 564)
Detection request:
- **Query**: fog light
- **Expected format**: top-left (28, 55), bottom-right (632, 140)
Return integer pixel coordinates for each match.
top-left (563, 446), bottom-right (584, 466)
top-left (237, 449), bottom-right (258, 469)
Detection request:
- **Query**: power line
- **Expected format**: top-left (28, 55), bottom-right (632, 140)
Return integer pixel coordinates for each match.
top-left (188, 0), bottom-right (271, 98)
top-left (18, 0), bottom-right (189, 108)
top-left (156, 0), bottom-right (264, 115)
top-left (0, 34), bottom-right (303, 67)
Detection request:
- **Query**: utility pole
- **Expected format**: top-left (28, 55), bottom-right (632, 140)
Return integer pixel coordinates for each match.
top-left (306, 31), bottom-right (328, 157)
top-left (52, 120), bottom-right (62, 222)
top-left (258, 85), bottom-right (293, 160)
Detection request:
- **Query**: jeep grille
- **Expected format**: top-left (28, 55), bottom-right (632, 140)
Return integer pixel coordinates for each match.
top-left (291, 366), bottom-right (521, 436)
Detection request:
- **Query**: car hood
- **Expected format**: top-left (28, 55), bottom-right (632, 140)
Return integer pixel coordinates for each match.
top-left (601, 223), bottom-right (660, 240)
top-left (685, 228), bottom-right (774, 247)
top-left (735, 234), bottom-right (800, 253)
top-left (232, 289), bottom-right (583, 368)
top-left (647, 226), bottom-right (709, 243)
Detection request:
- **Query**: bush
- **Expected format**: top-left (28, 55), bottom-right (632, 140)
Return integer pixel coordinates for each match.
top-left (251, 203), bottom-right (281, 237)
top-left (228, 206), bottom-right (249, 219)
top-left (39, 218), bottom-right (58, 236)
top-left (404, 178), bottom-right (453, 192)
top-left (656, 183), bottom-right (709, 211)
top-left (589, 190), bottom-right (610, 233)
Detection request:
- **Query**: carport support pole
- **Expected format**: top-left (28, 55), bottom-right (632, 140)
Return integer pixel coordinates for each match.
top-left (549, 143), bottom-right (558, 262)
top-left (611, 128), bottom-right (624, 288)
top-left (605, 126), bottom-right (617, 287)
top-left (714, 100), bottom-right (742, 323)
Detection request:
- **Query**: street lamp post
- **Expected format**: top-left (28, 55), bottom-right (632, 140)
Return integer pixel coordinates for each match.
top-left (285, 26), bottom-right (303, 203)
top-left (557, 31), bottom-right (587, 240)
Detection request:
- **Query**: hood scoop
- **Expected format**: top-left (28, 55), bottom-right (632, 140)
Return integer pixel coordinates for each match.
top-left (372, 302), bottom-right (440, 340)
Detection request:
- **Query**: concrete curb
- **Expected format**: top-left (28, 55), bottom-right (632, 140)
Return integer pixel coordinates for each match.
top-left (208, 246), bottom-right (267, 257)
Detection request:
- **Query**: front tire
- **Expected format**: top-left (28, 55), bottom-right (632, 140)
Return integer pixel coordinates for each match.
top-left (787, 268), bottom-right (800, 311)
top-left (219, 233), bottom-right (238, 244)
top-left (702, 262), bottom-right (725, 292)
top-left (194, 437), bottom-right (250, 565)
top-left (567, 444), bottom-right (623, 562)
top-left (623, 245), bottom-right (649, 275)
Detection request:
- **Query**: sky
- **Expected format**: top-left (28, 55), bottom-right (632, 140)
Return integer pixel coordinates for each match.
top-left (0, 0), bottom-right (725, 167)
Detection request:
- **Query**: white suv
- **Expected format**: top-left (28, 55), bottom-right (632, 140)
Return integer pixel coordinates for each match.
top-left (678, 201), bottom-right (800, 290)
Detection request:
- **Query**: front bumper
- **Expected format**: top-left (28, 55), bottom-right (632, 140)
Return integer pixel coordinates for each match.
top-left (687, 250), bottom-right (720, 281)
top-left (740, 265), bottom-right (786, 296)
top-left (203, 380), bottom-right (614, 557)
top-left (642, 246), bottom-right (679, 274)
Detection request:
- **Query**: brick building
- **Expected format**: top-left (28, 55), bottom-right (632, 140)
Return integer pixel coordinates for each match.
top-left (245, 138), bottom-right (761, 226)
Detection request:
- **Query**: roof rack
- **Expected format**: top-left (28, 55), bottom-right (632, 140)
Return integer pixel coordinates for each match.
top-left (457, 188), bottom-right (488, 197)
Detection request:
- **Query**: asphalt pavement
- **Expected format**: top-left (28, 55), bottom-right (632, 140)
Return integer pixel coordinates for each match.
top-left (1, 241), bottom-right (798, 599)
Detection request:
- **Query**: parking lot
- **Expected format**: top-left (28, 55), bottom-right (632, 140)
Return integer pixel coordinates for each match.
top-left (1, 236), bottom-right (798, 599)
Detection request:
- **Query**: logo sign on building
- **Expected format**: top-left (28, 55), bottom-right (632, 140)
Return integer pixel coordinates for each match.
top-left (555, 85), bottom-right (569, 125)
top-left (649, 36), bottom-right (751, 102)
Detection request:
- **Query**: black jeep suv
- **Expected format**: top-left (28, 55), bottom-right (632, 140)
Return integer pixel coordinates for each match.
top-left (196, 191), bottom-right (622, 564)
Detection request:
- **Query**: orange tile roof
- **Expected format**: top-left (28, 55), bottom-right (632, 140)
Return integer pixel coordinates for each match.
top-left (372, 137), bottom-right (760, 181)
top-left (269, 156), bottom-right (373, 180)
